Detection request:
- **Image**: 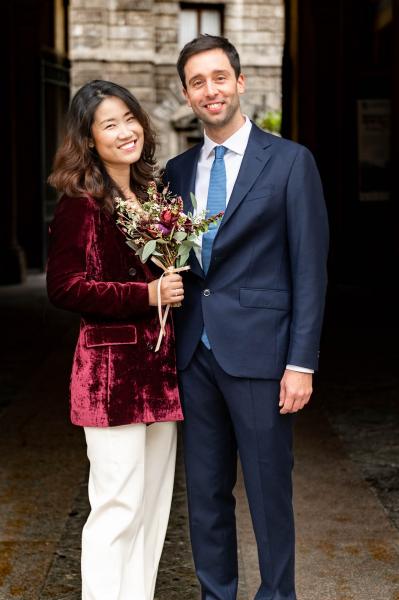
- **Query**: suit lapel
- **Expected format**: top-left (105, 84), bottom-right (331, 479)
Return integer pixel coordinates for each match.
top-left (178, 144), bottom-right (201, 215)
top-left (169, 127), bottom-right (274, 278)
top-left (174, 143), bottom-right (204, 278)
top-left (218, 126), bottom-right (273, 232)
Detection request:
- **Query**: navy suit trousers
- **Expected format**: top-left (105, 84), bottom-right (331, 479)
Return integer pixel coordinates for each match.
top-left (179, 343), bottom-right (297, 600)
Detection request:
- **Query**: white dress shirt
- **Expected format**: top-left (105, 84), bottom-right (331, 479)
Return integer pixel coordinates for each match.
top-left (194, 116), bottom-right (313, 374)
top-left (194, 115), bottom-right (253, 231)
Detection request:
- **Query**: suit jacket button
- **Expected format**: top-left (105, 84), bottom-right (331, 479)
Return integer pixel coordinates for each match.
top-left (146, 342), bottom-right (154, 351)
top-left (203, 289), bottom-right (211, 297)
top-left (128, 267), bottom-right (137, 277)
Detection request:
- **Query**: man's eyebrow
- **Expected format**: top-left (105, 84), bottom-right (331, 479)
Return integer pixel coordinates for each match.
top-left (188, 70), bottom-right (229, 84)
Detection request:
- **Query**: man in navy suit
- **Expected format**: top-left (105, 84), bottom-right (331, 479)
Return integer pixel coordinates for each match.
top-left (164, 35), bottom-right (329, 600)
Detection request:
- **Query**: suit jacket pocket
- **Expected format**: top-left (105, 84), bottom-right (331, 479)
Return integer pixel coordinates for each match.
top-left (85, 324), bottom-right (137, 347)
top-left (245, 184), bottom-right (275, 202)
top-left (239, 288), bottom-right (291, 311)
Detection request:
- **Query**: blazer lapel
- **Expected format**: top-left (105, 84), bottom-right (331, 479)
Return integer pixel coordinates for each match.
top-left (170, 127), bottom-right (274, 278)
top-left (179, 144), bottom-right (201, 215)
top-left (218, 126), bottom-right (273, 232)
top-left (176, 143), bottom-right (204, 279)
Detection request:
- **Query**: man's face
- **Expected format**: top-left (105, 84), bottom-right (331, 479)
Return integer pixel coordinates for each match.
top-left (183, 48), bottom-right (245, 133)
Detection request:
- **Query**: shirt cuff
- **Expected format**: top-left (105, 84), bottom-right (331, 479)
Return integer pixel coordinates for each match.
top-left (286, 364), bottom-right (314, 374)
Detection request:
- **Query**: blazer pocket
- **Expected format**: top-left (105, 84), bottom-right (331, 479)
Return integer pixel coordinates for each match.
top-left (85, 325), bottom-right (137, 347)
top-left (246, 184), bottom-right (275, 202)
top-left (239, 288), bottom-right (291, 311)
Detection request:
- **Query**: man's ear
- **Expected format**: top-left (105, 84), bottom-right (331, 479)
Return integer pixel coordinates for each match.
top-left (237, 73), bottom-right (246, 95)
top-left (182, 87), bottom-right (191, 108)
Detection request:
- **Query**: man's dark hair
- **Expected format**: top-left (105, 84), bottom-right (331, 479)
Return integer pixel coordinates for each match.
top-left (177, 34), bottom-right (241, 89)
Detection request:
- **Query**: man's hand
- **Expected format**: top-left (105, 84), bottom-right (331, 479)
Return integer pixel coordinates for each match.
top-left (279, 370), bottom-right (313, 414)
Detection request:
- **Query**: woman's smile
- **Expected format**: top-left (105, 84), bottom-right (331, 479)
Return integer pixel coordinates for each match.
top-left (91, 96), bottom-right (144, 169)
top-left (118, 139), bottom-right (138, 152)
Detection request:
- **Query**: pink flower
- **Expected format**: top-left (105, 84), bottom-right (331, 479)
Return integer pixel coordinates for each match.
top-left (176, 196), bottom-right (184, 211)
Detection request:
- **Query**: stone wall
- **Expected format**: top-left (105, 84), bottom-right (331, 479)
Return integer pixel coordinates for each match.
top-left (69, 0), bottom-right (284, 162)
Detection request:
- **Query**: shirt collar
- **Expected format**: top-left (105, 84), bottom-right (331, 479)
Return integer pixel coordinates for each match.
top-left (202, 115), bottom-right (252, 159)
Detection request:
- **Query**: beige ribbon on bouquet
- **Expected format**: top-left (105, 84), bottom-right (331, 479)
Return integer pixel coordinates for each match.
top-left (151, 257), bottom-right (190, 352)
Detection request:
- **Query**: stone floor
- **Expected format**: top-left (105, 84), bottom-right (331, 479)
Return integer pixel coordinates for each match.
top-left (319, 283), bottom-right (399, 532)
top-left (0, 275), bottom-right (398, 600)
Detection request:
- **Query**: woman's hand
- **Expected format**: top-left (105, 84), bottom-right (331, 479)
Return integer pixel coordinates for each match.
top-left (148, 274), bottom-right (184, 306)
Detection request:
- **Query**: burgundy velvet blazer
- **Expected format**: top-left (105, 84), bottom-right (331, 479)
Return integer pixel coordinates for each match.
top-left (46, 194), bottom-right (183, 427)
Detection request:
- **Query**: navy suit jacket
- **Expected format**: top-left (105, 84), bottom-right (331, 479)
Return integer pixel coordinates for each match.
top-left (164, 123), bottom-right (329, 379)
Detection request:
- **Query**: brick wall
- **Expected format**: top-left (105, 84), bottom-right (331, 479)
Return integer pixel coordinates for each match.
top-left (69, 0), bottom-right (284, 162)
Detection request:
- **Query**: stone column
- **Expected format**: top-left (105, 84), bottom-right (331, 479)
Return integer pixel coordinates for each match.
top-left (0, 3), bottom-right (26, 284)
top-left (393, 0), bottom-right (399, 259)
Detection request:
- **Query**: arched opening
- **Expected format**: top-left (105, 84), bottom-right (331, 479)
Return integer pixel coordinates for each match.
top-left (283, 0), bottom-right (397, 286)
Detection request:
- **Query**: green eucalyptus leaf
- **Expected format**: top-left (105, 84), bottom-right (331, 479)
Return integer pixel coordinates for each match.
top-left (176, 241), bottom-right (193, 255)
top-left (190, 192), bottom-right (197, 210)
top-left (173, 231), bottom-right (187, 242)
top-left (179, 253), bottom-right (190, 267)
top-left (177, 245), bottom-right (190, 262)
top-left (142, 239), bottom-right (157, 262)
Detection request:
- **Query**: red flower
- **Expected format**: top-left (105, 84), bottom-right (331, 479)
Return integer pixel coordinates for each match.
top-left (145, 226), bottom-right (161, 239)
top-left (161, 209), bottom-right (178, 227)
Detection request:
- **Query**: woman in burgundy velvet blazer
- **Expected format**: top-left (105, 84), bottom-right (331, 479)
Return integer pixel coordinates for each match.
top-left (47, 80), bottom-right (183, 600)
top-left (47, 192), bottom-right (183, 426)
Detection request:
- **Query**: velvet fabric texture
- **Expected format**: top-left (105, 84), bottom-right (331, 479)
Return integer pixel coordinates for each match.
top-left (46, 194), bottom-right (183, 427)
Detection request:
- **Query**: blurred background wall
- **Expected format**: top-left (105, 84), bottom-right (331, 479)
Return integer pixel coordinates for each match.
top-left (1, 0), bottom-right (397, 291)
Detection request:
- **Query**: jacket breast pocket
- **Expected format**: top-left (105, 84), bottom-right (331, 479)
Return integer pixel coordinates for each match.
top-left (246, 184), bottom-right (276, 202)
top-left (85, 325), bottom-right (137, 347)
top-left (239, 288), bottom-right (291, 311)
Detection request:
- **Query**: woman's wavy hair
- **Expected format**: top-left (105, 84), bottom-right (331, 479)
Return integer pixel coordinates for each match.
top-left (48, 80), bottom-right (157, 210)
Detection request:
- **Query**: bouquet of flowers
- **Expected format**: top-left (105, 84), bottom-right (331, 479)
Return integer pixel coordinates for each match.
top-left (115, 181), bottom-right (223, 350)
top-left (115, 181), bottom-right (223, 269)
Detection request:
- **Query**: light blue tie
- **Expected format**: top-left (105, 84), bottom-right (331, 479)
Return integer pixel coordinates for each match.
top-left (202, 145), bottom-right (227, 273)
top-left (201, 145), bottom-right (227, 349)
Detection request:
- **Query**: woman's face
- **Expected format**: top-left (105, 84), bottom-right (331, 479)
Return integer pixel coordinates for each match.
top-left (91, 96), bottom-right (144, 170)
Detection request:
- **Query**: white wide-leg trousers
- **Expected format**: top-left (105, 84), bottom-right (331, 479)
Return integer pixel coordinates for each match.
top-left (81, 421), bottom-right (177, 600)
